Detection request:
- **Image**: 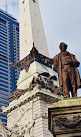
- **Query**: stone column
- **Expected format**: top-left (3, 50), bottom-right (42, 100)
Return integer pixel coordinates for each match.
top-left (19, 0), bottom-right (49, 60)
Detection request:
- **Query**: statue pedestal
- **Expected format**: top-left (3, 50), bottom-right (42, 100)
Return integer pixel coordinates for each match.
top-left (48, 98), bottom-right (81, 137)
top-left (12, 46), bottom-right (59, 90)
top-left (17, 61), bottom-right (55, 90)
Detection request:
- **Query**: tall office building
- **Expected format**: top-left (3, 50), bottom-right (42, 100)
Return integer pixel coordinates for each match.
top-left (0, 9), bottom-right (19, 126)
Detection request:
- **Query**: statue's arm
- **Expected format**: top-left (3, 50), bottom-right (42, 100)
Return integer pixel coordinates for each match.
top-left (71, 54), bottom-right (80, 67)
top-left (53, 55), bottom-right (58, 73)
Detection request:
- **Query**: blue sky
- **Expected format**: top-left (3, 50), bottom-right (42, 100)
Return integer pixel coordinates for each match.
top-left (0, 0), bottom-right (81, 95)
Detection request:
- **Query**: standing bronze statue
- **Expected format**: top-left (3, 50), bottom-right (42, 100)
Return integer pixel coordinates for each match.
top-left (53, 42), bottom-right (81, 97)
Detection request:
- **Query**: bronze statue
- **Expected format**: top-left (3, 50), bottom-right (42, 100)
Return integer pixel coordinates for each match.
top-left (53, 42), bottom-right (81, 97)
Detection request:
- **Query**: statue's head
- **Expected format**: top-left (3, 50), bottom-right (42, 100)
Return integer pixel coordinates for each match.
top-left (59, 42), bottom-right (68, 52)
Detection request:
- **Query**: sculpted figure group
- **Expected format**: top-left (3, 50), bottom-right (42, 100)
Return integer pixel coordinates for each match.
top-left (0, 120), bottom-right (35, 137)
top-left (53, 42), bottom-right (81, 97)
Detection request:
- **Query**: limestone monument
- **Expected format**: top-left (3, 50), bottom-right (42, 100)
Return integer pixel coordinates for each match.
top-left (0, 0), bottom-right (61, 137)
top-left (16, 0), bottom-right (58, 91)
top-left (1, 0), bottom-right (81, 136)
top-left (19, 0), bottom-right (49, 60)
top-left (1, 46), bottom-right (62, 137)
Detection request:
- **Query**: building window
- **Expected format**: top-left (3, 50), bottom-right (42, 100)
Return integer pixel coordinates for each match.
top-left (0, 18), bottom-right (7, 25)
top-left (16, 27), bottom-right (19, 32)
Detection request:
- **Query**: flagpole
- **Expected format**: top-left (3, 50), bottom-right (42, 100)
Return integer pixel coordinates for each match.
top-left (5, 0), bottom-right (7, 12)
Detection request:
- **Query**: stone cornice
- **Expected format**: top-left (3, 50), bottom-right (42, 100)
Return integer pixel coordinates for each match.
top-left (9, 73), bottom-right (60, 102)
top-left (11, 45), bottom-right (53, 72)
top-left (3, 88), bottom-right (63, 114)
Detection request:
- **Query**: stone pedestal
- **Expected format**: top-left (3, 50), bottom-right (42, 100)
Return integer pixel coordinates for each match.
top-left (48, 98), bottom-right (81, 137)
top-left (17, 61), bottom-right (56, 90)
top-left (11, 46), bottom-right (58, 90)
top-left (5, 46), bottom-right (61, 137)
top-left (3, 88), bottom-right (62, 137)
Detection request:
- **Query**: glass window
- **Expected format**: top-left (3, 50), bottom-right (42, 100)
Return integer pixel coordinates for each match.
top-left (0, 18), bottom-right (6, 25)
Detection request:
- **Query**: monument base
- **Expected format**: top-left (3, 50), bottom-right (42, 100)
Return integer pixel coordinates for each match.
top-left (48, 98), bottom-right (81, 137)
top-left (3, 88), bottom-right (62, 137)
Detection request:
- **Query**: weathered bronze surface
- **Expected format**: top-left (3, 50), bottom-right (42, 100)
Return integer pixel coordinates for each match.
top-left (9, 72), bottom-right (63, 102)
top-left (11, 44), bottom-right (53, 72)
top-left (53, 42), bottom-right (81, 97)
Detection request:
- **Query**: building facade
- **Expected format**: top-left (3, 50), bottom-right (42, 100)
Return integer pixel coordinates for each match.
top-left (0, 9), bottom-right (19, 126)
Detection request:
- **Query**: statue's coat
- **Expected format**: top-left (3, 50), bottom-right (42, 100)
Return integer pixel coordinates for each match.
top-left (53, 51), bottom-right (80, 91)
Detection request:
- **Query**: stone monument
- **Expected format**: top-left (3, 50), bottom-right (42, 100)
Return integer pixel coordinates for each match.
top-left (2, 47), bottom-right (62, 137)
top-left (1, 0), bottom-right (81, 136)
top-left (17, 0), bottom-right (52, 90)
top-left (19, 0), bottom-right (49, 60)
top-left (0, 0), bottom-right (62, 137)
